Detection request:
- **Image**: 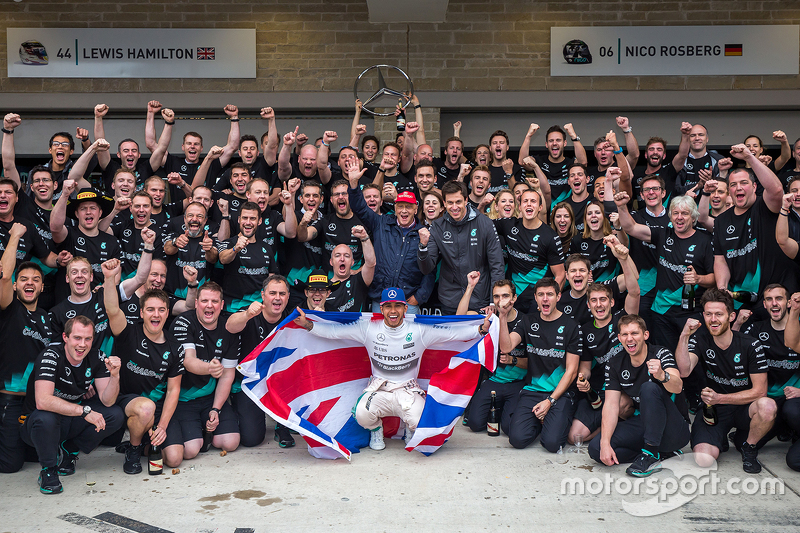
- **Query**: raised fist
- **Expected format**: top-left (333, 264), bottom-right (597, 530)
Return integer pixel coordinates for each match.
top-left (94, 104), bottom-right (109, 118)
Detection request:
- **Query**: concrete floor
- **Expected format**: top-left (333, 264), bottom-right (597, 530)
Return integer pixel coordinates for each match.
top-left (1, 419), bottom-right (799, 533)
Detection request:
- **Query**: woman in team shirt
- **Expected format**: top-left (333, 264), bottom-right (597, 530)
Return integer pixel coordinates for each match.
top-left (489, 189), bottom-right (518, 220)
top-left (550, 202), bottom-right (577, 258)
top-left (569, 200), bottom-right (623, 283)
top-left (471, 144), bottom-right (491, 167)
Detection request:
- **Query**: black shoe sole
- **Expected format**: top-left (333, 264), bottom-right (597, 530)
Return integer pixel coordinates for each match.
top-left (273, 433), bottom-right (296, 448)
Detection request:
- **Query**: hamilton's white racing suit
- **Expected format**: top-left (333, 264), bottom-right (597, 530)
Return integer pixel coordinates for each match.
top-left (310, 317), bottom-right (480, 432)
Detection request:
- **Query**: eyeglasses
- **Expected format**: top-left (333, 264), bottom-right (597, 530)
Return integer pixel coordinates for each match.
top-left (330, 192), bottom-right (349, 197)
top-left (641, 186), bottom-right (662, 193)
top-left (51, 141), bottom-right (71, 148)
top-left (307, 288), bottom-right (329, 294)
top-left (31, 178), bottom-right (53, 184)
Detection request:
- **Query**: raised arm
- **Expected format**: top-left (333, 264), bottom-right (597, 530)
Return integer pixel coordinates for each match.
top-left (672, 122), bottom-right (692, 171)
top-left (605, 132), bottom-right (631, 196)
top-left (697, 178), bottom-right (717, 232)
top-left (675, 318), bottom-right (701, 377)
top-left (190, 146), bottom-right (224, 191)
top-left (69, 138), bottom-right (108, 190)
top-left (773, 130), bottom-right (792, 172)
top-left (93, 104), bottom-right (111, 169)
top-left (2, 113), bottom-right (22, 189)
top-left (564, 123), bottom-right (587, 166)
top-left (352, 225), bottom-right (375, 287)
top-left (777, 193), bottom-right (800, 260)
top-left (277, 179), bottom-right (300, 239)
top-left (456, 271), bottom-right (481, 315)
top-left (50, 179), bottom-right (77, 244)
top-left (730, 143), bottom-right (784, 212)
top-left (349, 99), bottom-right (364, 147)
top-left (260, 107), bottom-right (279, 166)
top-left (171, 266), bottom-right (198, 315)
top-left (517, 123), bottom-right (539, 166)
top-left (144, 100), bottom-right (162, 153)
top-left (497, 300), bottom-right (522, 355)
top-left (102, 259), bottom-right (128, 336)
top-left (278, 127), bottom-right (297, 182)
top-left (616, 116), bottom-right (640, 170)
top-left (225, 301), bottom-right (262, 334)
top-left (785, 293), bottom-right (800, 352)
top-left (218, 104), bottom-right (241, 167)
top-left (0, 223), bottom-right (26, 310)
top-left (317, 131), bottom-right (337, 184)
top-left (613, 191), bottom-right (651, 242)
top-left (409, 94), bottom-right (426, 146)
top-left (399, 122), bottom-right (419, 175)
top-left (148, 108), bottom-right (175, 172)
top-left (605, 234), bottom-right (640, 315)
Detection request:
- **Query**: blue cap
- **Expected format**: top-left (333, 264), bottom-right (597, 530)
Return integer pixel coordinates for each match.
top-left (380, 287), bottom-right (406, 305)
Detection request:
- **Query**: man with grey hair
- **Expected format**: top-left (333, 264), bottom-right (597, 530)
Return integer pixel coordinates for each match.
top-left (614, 191), bottom-right (715, 353)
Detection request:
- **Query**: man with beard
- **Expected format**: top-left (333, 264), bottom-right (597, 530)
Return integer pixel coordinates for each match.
top-left (239, 178), bottom-right (298, 251)
top-left (217, 202), bottom-right (277, 312)
top-left (20, 315), bottom-right (123, 493)
top-left (631, 134), bottom-right (687, 208)
top-left (585, 130), bottom-right (632, 198)
top-left (676, 289), bottom-right (775, 473)
top-left (499, 277), bottom-right (581, 452)
top-left (226, 274), bottom-right (293, 447)
top-left (106, 191), bottom-right (164, 280)
top-left (325, 230), bottom-right (374, 312)
top-left (149, 104), bottom-right (240, 201)
top-left (163, 202), bottom-right (219, 299)
top-left (167, 282), bottom-right (239, 466)
top-left (616, 191), bottom-right (715, 352)
top-left (518, 123), bottom-right (587, 209)
top-left (467, 166), bottom-right (494, 213)
top-left (49, 230), bottom-right (155, 355)
top-left (418, 181), bottom-right (504, 314)
top-left (698, 179), bottom-right (732, 232)
top-left (413, 160), bottom-right (438, 202)
top-left (346, 162), bottom-right (433, 315)
top-left (433, 137), bottom-right (468, 186)
top-left (589, 315), bottom-right (689, 477)
top-left (103, 259), bottom-right (185, 473)
top-left (143, 176), bottom-right (183, 230)
top-left (295, 287), bottom-right (491, 450)
top-left (92, 103), bottom-right (167, 194)
top-left (297, 180), bottom-right (365, 271)
top-left (0, 229), bottom-right (53, 473)
top-left (714, 145), bottom-right (799, 300)
top-left (487, 130), bottom-right (524, 194)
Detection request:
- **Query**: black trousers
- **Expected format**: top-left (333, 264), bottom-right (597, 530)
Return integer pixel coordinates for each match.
top-left (780, 398), bottom-right (800, 471)
top-left (20, 398), bottom-right (124, 469)
top-left (589, 381), bottom-right (689, 463)
top-left (0, 395), bottom-right (28, 473)
top-left (231, 390), bottom-right (267, 448)
top-left (508, 390), bottom-right (577, 452)
top-left (467, 380), bottom-right (523, 436)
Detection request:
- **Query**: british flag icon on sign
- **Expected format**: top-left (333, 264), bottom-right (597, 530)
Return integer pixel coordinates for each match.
top-left (197, 47), bottom-right (215, 60)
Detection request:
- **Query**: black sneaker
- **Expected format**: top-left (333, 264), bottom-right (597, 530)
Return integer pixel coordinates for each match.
top-left (115, 440), bottom-right (132, 454)
top-left (741, 442), bottom-right (762, 474)
top-left (123, 444), bottom-right (143, 475)
top-left (57, 440), bottom-right (79, 476)
top-left (274, 424), bottom-right (295, 448)
top-left (626, 450), bottom-right (662, 477)
top-left (660, 449), bottom-right (684, 461)
top-left (38, 467), bottom-right (63, 494)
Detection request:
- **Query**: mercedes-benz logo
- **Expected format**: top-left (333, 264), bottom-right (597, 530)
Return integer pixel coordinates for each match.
top-left (666, 237), bottom-right (674, 246)
top-left (727, 225), bottom-right (735, 234)
top-left (564, 306), bottom-right (573, 315)
top-left (531, 323), bottom-right (539, 332)
top-left (581, 242), bottom-right (588, 251)
top-left (77, 237), bottom-right (85, 246)
top-left (443, 231), bottom-right (452, 240)
top-left (66, 310), bottom-right (76, 318)
top-left (124, 229), bottom-right (132, 237)
top-left (377, 333), bottom-right (386, 341)
top-left (759, 332), bottom-right (769, 341)
top-left (328, 223), bottom-right (336, 231)
top-left (354, 65), bottom-right (414, 117)
top-left (587, 333), bottom-right (595, 342)
top-left (388, 289), bottom-right (397, 298)
top-left (621, 369), bottom-right (630, 380)
top-left (232, 199), bottom-right (240, 207)
top-left (511, 227), bottom-right (519, 235)
top-left (128, 304), bottom-right (137, 313)
top-left (706, 348), bottom-right (716, 359)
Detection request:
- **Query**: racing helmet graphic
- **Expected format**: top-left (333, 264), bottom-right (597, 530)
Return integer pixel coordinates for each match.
top-left (563, 39), bottom-right (592, 64)
top-left (19, 40), bottom-right (48, 65)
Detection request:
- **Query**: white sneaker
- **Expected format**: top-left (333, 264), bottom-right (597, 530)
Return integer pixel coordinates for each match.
top-left (369, 427), bottom-right (385, 450)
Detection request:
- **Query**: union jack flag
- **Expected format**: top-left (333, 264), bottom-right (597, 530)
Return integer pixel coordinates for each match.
top-left (197, 47), bottom-right (215, 60)
top-left (238, 310), bottom-right (498, 460)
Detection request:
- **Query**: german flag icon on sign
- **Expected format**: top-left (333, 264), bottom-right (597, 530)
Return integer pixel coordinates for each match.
top-left (725, 44), bottom-right (743, 56)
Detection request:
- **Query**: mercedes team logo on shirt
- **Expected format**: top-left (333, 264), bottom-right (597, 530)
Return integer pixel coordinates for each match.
top-left (511, 227), bottom-right (519, 235)
top-left (388, 289), bottom-right (397, 298)
top-left (581, 242), bottom-right (588, 251)
top-left (706, 348), bottom-right (716, 359)
top-left (128, 304), bottom-right (137, 313)
top-left (564, 306), bottom-right (573, 315)
top-left (443, 231), bottom-right (452, 240)
top-left (587, 333), bottom-right (595, 342)
top-left (666, 237), bottom-right (674, 246)
top-left (124, 229), bottom-right (132, 237)
top-left (232, 199), bottom-right (240, 208)
top-left (64, 366), bottom-right (71, 377)
top-left (759, 332), bottom-right (769, 341)
top-left (77, 237), bottom-right (85, 246)
top-left (65, 310), bottom-right (76, 318)
top-left (329, 223), bottom-right (336, 231)
top-left (621, 370), bottom-right (630, 380)
top-left (531, 323), bottom-right (539, 332)
top-left (142, 339), bottom-right (148, 349)
top-left (377, 333), bottom-right (385, 341)
top-left (727, 225), bottom-right (735, 234)
top-left (181, 165), bottom-right (187, 172)
top-left (241, 246), bottom-right (247, 254)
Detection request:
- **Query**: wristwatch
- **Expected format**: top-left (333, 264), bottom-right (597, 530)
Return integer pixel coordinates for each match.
top-left (81, 405), bottom-right (92, 418)
top-left (547, 396), bottom-right (556, 406)
top-left (658, 372), bottom-right (671, 384)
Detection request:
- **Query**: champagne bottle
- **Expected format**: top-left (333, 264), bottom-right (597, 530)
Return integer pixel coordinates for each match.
top-left (682, 283), bottom-right (695, 311)
top-left (487, 391), bottom-right (500, 436)
top-left (730, 291), bottom-right (758, 304)
top-left (702, 403), bottom-right (718, 426)
top-left (396, 99), bottom-right (406, 132)
top-left (579, 375), bottom-right (603, 410)
top-left (148, 425), bottom-right (163, 475)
